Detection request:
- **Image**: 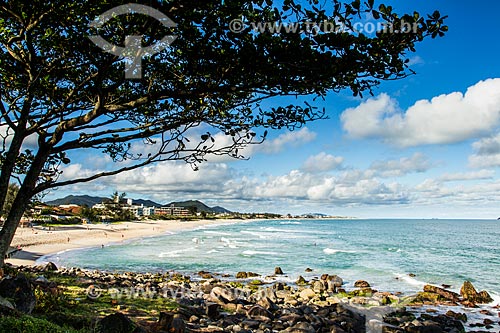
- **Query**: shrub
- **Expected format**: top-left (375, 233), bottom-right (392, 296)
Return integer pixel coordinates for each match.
top-left (0, 315), bottom-right (86, 333)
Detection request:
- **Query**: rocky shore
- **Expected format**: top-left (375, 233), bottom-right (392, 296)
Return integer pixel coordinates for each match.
top-left (0, 264), bottom-right (499, 333)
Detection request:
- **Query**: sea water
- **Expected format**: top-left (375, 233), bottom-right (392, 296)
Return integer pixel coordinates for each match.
top-left (42, 219), bottom-right (500, 299)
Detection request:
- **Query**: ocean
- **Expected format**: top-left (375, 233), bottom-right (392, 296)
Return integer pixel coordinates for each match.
top-left (43, 218), bottom-right (500, 300)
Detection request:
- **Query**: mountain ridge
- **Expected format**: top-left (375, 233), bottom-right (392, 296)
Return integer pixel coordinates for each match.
top-left (45, 196), bottom-right (231, 213)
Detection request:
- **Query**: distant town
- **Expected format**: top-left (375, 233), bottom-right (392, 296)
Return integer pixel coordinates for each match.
top-left (16, 193), bottom-right (353, 226)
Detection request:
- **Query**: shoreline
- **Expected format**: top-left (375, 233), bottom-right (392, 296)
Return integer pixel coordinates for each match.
top-left (6, 218), bottom-right (251, 266)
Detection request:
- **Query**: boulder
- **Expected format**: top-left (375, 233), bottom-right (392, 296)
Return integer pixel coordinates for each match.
top-left (460, 281), bottom-right (493, 304)
top-left (0, 296), bottom-right (14, 310)
top-left (158, 312), bottom-right (185, 333)
top-left (247, 305), bottom-right (273, 322)
top-left (0, 273), bottom-right (36, 314)
top-left (170, 316), bottom-right (186, 333)
top-left (257, 296), bottom-right (278, 311)
top-left (305, 268), bottom-right (313, 272)
top-left (312, 280), bottom-right (326, 292)
top-left (206, 302), bottom-right (220, 320)
top-left (198, 271), bottom-right (213, 279)
top-left (236, 272), bottom-right (248, 279)
top-left (423, 285), bottom-right (460, 303)
top-left (96, 312), bottom-right (138, 333)
top-left (42, 262), bottom-right (58, 272)
top-left (354, 280), bottom-right (370, 288)
top-left (445, 310), bottom-right (467, 322)
top-left (209, 286), bottom-right (238, 305)
top-left (321, 274), bottom-right (343, 287)
top-left (296, 276), bottom-right (307, 285)
top-left (299, 288), bottom-right (316, 300)
top-left (275, 267), bottom-right (284, 275)
top-left (287, 321), bottom-right (315, 333)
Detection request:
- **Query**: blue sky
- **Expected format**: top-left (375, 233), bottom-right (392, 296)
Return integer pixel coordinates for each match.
top-left (49, 1), bottom-right (500, 218)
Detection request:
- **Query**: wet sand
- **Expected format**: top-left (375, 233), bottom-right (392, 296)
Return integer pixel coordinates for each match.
top-left (6, 219), bottom-right (243, 266)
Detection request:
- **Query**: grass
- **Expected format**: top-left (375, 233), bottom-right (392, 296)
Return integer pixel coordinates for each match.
top-left (4, 269), bottom-right (179, 332)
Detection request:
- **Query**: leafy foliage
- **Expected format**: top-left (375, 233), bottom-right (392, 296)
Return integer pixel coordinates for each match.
top-left (0, 315), bottom-right (86, 333)
top-left (0, 0), bottom-right (447, 261)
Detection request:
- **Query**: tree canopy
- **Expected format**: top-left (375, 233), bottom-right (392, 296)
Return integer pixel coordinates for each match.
top-left (0, 0), bottom-right (447, 264)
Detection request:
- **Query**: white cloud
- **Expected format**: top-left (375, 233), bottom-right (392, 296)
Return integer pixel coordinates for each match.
top-left (438, 169), bottom-right (495, 182)
top-left (468, 133), bottom-right (500, 168)
top-left (0, 125), bottom-right (39, 150)
top-left (341, 79), bottom-right (500, 147)
top-left (369, 153), bottom-right (431, 178)
top-left (469, 154), bottom-right (500, 168)
top-left (301, 152), bottom-right (344, 173)
top-left (472, 133), bottom-right (500, 155)
top-left (259, 127), bottom-right (317, 154)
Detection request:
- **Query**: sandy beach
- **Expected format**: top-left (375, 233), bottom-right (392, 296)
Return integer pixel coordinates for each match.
top-left (6, 219), bottom-right (243, 266)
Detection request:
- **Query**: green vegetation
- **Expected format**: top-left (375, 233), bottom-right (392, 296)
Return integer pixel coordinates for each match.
top-left (1, 269), bottom-right (179, 333)
top-left (0, 315), bottom-right (86, 333)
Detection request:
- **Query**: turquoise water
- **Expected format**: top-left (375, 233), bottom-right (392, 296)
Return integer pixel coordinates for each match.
top-left (44, 219), bottom-right (500, 299)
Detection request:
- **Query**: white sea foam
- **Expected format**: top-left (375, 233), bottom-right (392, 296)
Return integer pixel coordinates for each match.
top-left (207, 249), bottom-right (219, 254)
top-left (203, 230), bottom-right (232, 236)
top-left (323, 248), bottom-right (356, 254)
top-left (240, 230), bottom-right (268, 239)
top-left (159, 248), bottom-right (192, 258)
top-left (279, 221), bottom-right (302, 225)
top-left (393, 273), bottom-right (428, 288)
top-left (242, 250), bottom-right (278, 256)
top-left (260, 227), bottom-right (315, 234)
top-left (489, 292), bottom-right (500, 306)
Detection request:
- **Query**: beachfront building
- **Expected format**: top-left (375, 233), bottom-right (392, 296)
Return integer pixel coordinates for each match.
top-left (154, 205), bottom-right (190, 217)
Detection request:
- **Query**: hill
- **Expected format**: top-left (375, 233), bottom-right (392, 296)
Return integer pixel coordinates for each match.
top-left (46, 195), bottom-right (162, 208)
top-left (164, 200), bottom-right (232, 213)
top-left (45, 195), bottom-right (106, 207)
top-left (45, 196), bottom-right (229, 213)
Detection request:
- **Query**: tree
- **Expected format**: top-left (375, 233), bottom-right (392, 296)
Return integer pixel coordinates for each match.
top-left (0, 0), bottom-right (447, 264)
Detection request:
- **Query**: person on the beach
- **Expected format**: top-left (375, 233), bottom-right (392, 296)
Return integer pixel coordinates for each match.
top-left (67, 237), bottom-right (70, 243)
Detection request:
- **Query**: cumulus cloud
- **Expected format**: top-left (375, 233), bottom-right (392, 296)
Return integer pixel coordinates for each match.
top-left (468, 133), bottom-right (500, 168)
top-left (301, 152), bottom-right (344, 173)
top-left (438, 169), bottom-right (495, 182)
top-left (259, 127), bottom-right (317, 154)
top-left (341, 79), bottom-right (500, 147)
top-left (369, 153), bottom-right (431, 178)
top-left (243, 170), bottom-right (409, 205)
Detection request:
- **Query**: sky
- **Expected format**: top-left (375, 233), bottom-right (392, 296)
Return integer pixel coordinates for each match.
top-left (48, 0), bottom-right (500, 219)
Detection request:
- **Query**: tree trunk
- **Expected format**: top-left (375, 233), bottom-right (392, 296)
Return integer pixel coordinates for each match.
top-left (0, 130), bottom-right (26, 214)
top-left (0, 147), bottom-right (49, 266)
top-left (0, 186), bottom-right (33, 266)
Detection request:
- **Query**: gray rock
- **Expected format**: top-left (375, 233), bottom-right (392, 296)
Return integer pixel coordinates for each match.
top-left (287, 321), bottom-right (315, 333)
top-left (275, 267), bottom-right (284, 275)
top-left (296, 276), bottom-right (307, 285)
top-left (40, 262), bottom-right (58, 272)
top-left (313, 280), bottom-right (326, 292)
top-left (257, 296), bottom-right (279, 311)
top-left (0, 273), bottom-right (36, 314)
top-left (209, 286), bottom-right (238, 304)
top-left (247, 305), bottom-right (273, 322)
top-left (299, 288), bottom-right (316, 300)
top-left (96, 312), bottom-right (138, 333)
top-left (354, 280), bottom-right (370, 288)
top-left (0, 296), bottom-right (14, 310)
top-left (206, 302), bottom-right (220, 319)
